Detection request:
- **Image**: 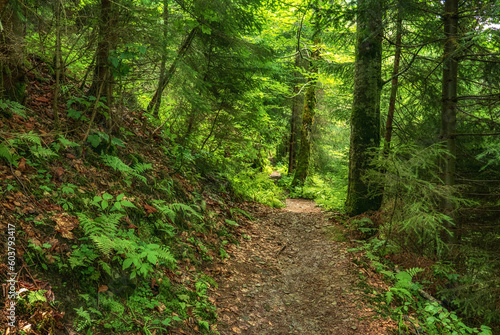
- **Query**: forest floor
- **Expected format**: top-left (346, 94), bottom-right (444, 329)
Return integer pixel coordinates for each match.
top-left (213, 199), bottom-right (397, 334)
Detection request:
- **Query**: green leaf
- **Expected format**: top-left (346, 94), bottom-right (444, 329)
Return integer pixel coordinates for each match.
top-left (102, 193), bottom-right (113, 200)
top-left (147, 253), bottom-right (157, 264)
top-left (120, 200), bottom-right (136, 208)
top-left (101, 200), bottom-right (109, 210)
top-left (122, 258), bottom-right (133, 270)
top-left (116, 194), bottom-right (125, 201)
top-left (225, 219), bottom-right (239, 226)
top-left (87, 134), bottom-right (101, 148)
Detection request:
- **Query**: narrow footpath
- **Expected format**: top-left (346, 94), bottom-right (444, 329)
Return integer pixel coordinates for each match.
top-left (213, 199), bottom-right (396, 334)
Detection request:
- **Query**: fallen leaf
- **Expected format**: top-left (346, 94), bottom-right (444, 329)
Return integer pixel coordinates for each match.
top-left (144, 203), bottom-right (157, 216)
top-left (18, 157), bottom-right (26, 172)
top-left (35, 96), bottom-right (50, 103)
top-left (52, 213), bottom-right (78, 239)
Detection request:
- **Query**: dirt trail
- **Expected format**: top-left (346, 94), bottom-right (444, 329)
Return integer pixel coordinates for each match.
top-left (214, 199), bottom-right (394, 334)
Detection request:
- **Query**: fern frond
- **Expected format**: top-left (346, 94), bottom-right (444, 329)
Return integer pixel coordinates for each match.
top-left (406, 267), bottom-right (424, 278)
top-left (30, 145), bottom-right (57, 158)
top-left (133, 162), bottom-right (152, 174)
top-left (98, 260), bottom-right (112, 276)
top-left (101, 155), bottom-right (133, 174)
top-left (17, 131), bottom-right (41, 145)
top-left (0, 142), bottom-right (17, 165)
top-left (58, 135), bottom-right (80, 148)
top-left (91, 235), bottom-right (115, 256)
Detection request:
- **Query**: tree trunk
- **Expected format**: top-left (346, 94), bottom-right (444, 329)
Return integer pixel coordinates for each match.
top-left (291, 48), bottom-right (319, 188)
top-left (52, 0), bottom-right (62, 129)
top-left (440, 0), bottom-right (459, 240)
top-left (0, 0), bottom-right (26, 104)
top-left (288, 52), bottom-right (304, 174)
top-left (88, 0), bottom-right (116, 107)
top-left (384, 5), bottom-right (402, 154)
top-left (152, 0), bottom-right (169, 117)
top-left (345, 0), bottom-right (384, 216)
top-left (147, 26), bottom-right (199, 116)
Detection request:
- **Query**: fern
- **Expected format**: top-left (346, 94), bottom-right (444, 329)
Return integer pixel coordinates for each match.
top-left (78, 213), bottom-right (122, 238)
top-left (101, 155), bottom-right (134, 173)
top-left (0, 99), bottom-right (26, 117)
top-left (16, 131), bottom-right (42, 145)
top-left (101, 155), bottom-right (149, 184)
top-left (91, 235), bottom-right (116, 256)
top-left (57, 135), bottom-right (80, 148)
top-left (29, 145), bottom-right (57, 158)
top-left (152, 200), bottom-right (203, 222)
top-left (0, 142), bottom-right (19, 165)
top-left (133, 162), bottom-right (152, 174)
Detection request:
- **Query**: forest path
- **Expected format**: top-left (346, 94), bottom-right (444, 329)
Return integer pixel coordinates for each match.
top-left (213, 199), bottom-right (395, 334)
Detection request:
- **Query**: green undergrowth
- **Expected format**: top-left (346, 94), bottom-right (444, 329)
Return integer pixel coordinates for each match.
top-left (349, 240), bottom-right (494, 335)
top-left (284, 173), bottom-right (347, 211)
top-left (225, 164), bottom-right (286, 208)
top-left (0, 109), bottom-right (253, 334)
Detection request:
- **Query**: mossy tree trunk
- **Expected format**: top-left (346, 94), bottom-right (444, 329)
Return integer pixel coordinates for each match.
top-left (0, 0), bottom-right (26, 104)
top-left (291, 48), bottom-right (319, 188)
top-left (345, 0), bottom-right (384, 216)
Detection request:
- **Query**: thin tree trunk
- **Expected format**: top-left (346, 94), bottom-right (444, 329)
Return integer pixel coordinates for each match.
top-left (288, 52), bottom-right (303, 174)
top-left (153, 0), bottom-right (169, 117)
top-left (147, 26), bottom-right (199, 115)
top-left (346, 0), bottom-right (384, 216)
top-left (384, 5), bottom-right (402, 154)
top-left (440, 0), bottom-right (459, 242)
top-left (52, 0), bottom-right (62, 130)
top-left (291, 48), bottom-right (319, 188)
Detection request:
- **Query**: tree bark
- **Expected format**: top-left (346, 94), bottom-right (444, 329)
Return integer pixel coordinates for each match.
top-left (52, 0), bottom-right (62, 129)
top-left (384, 4), bottom-right (402, 154)
top-left (88, 0), bottom-right (116, 107)
top-left (345, 0), bottom-right (384, 216)
top-left (440, 0), bottom-right (459, 239)
top-left (0, 0), bottom-right (26, 104)
top-left (291, 48), bottom-right (319, 188)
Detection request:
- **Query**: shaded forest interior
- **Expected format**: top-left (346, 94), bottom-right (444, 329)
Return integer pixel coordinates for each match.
top-left (0, 0), bottom-right (499, 334)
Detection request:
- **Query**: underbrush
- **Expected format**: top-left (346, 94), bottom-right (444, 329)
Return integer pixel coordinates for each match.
top-left (226, 165), bottom-right (286, 208)
top-left (349, 240), bottom-right (494, 335)
top-left (341, 143), bottom-right (500, 333)
top-left (0, 103), bottom-right (250, 334)
top-left (285, 173), bottom-right (347, 211)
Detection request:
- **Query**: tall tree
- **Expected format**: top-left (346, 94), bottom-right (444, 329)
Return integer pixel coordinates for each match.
top-left (345, 0), bottom-right (384, 216)
top-left (88, 0), bottom-right (117, 107)
top-left (291, 45), bottom-right (319, 187)
top-left (0, 0), bottom-right (26, 103)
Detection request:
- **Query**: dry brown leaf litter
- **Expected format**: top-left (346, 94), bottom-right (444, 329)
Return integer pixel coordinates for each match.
top-left (213, 199), bottom-right (396, 335)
